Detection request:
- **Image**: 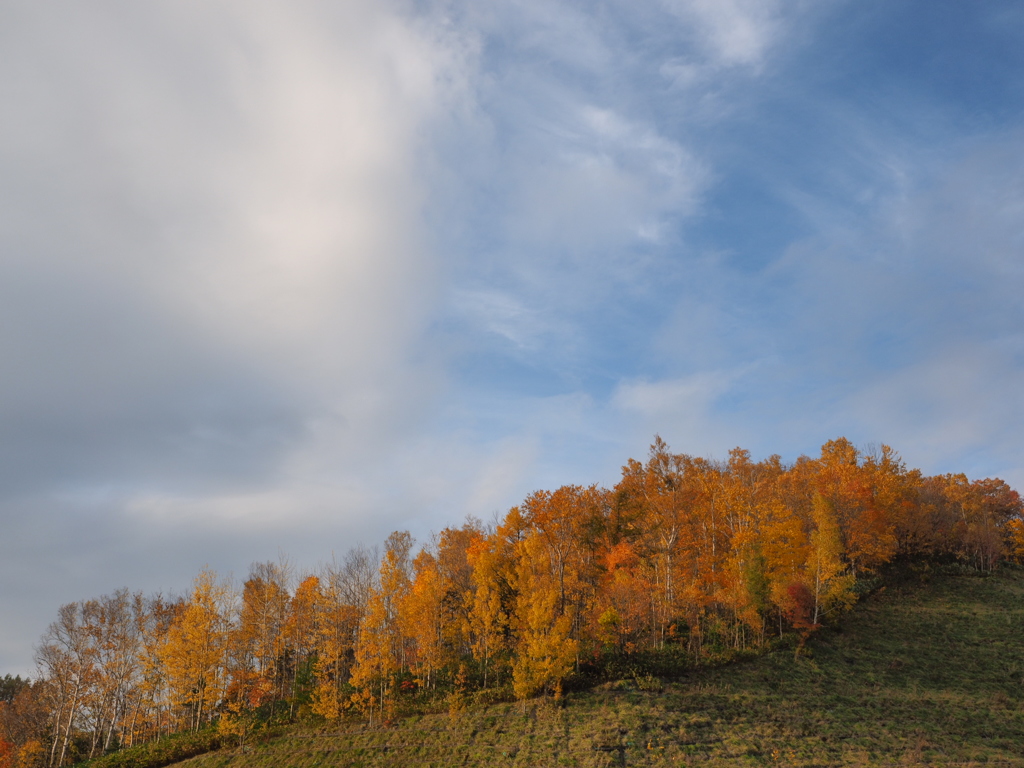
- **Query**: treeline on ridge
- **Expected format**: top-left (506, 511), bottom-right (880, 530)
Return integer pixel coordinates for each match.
top-left (3, 437), bottom-right (1023, 768)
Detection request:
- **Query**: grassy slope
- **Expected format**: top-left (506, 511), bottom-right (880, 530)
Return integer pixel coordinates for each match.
top-left (183, 567), bottom-right (1024, 767)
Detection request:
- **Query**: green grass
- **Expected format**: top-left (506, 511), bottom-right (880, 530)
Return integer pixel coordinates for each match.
top-left (178, 566), bottom-right (1024, 767)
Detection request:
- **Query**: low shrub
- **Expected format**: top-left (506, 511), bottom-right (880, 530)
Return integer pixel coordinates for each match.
top-left (78, 729), bottom-right (222, 768)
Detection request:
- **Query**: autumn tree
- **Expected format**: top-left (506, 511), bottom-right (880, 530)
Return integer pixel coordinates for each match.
top-left (615, 440), bottom-right (691, 649)
top-left (434, 522), bottom-right (484, 665)
top-left (310, 546), bottom-right (376, 721)
top-left (350, 532), bottom-right (413, 721)
top-left (0, 680), bottom-right (49, 768)
top-left (36, 602), bottom-right (96, 767)
top-left (76, 591), bottom-right (147, 759)
top-left (467, 521), bottom-right (517, 688)
top-left (806, 495), bottom-right (856, 624)
top-left (521, 485), bottom-right (607, 657)
top-left (400, 549), bottom-right (444, 689)
top-left (232, 561), bottom-right (290, 704)
top-left (282, 575), bottom-right (321, 711)
top-left (132, 595), bottom-right (184, 744)
top-left (400, 522), bottom-right (484, 691)
top-left (595, 540), bottom-right (651, 653)
top-left (511, 534), bottom-right (577, 701)
top-left (715, 450), bottom-right (788, 647)
top-left (158, 570), bottom-right (233, 732)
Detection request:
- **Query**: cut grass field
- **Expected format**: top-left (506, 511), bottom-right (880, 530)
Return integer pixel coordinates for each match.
top-left (180, 565), bottom-right (1024, 767)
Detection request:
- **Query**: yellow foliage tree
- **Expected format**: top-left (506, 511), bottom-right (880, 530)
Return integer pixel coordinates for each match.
top-left (158, 570), bottom-right (233, 732)
top-left (349, 532), bottom-right (412, 722)
top-left (233, 562), bottom-right (289, 701)
top-left (400, 550), bottom-right (444, 689)
top-left (807, 495), bottom-right (855, 625)
top-left (309, 594), bottom-right (359, 721)
top-left (283, 575), bottom-right (321, 709)
top-left (511, 535), bottom-right (577, 701)
top-left (467, 530), bottom-right (512, 688)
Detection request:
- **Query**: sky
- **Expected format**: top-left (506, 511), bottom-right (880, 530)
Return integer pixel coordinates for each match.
top-left (2, 0), bottom-right (1023, 676)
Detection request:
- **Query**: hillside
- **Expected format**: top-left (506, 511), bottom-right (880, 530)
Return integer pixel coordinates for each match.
top-left (23, 441), bottom-right (1023, 768)
top-left (175, 565), bottom-right (1024, 767)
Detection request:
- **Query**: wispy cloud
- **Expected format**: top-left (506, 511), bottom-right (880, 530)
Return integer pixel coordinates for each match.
top-left (660, 0), bottom-right (786, 68)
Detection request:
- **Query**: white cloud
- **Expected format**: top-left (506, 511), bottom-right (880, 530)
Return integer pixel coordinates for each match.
top-left (451, 289), bottom-right (550, 350)
top-left (659, 0), bottom-right (785, 68)
top-left (612, 372), bottom-right (742, 456)
top-left (0, 1), bottom-right (469, 500)
top-left (462, 437), bottom-right (540, 515)
top-left (846, 343), bottom-right (1024, 488)
top-left (0, 0), bottom-right (474, 672)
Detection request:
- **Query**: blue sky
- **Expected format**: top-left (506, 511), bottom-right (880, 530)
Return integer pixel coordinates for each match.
top-left (2, 0), bottom-right (1023, 674)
